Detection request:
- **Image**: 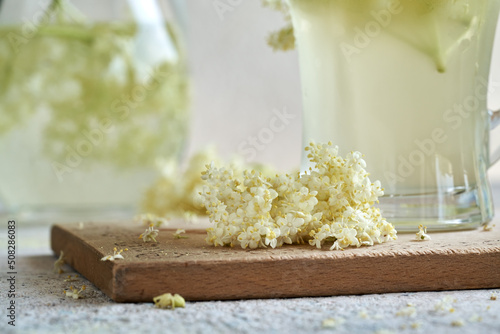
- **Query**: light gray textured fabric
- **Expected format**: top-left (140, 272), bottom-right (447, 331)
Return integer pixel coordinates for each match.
top-left (1, 231), bottom-right (499, 334)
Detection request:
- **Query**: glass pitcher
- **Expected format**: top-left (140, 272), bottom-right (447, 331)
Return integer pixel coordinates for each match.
top-left (287, 0), bottom-right (500, 231)
top-left (0, 0), bottom-right (189, 223)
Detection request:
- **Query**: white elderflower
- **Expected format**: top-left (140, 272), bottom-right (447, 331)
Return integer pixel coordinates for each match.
top-left (64, 275), bottom-right (79, 282)
top-left (415, 224), bottom-right (431, 241)
top-left (396, 305), bottom-right (417, 317)
top-left (64, 285), bottom-right (86, 299)
top-left (206, 224), bottom-right (238, 247)
top-left (139, 224), bottom-right (159, 243)
top-left (101, 247), bottom-right (128, 261)
top-left (200, 142), bottom-right (397, 250)
top-left (134, 213), bottom-right (169, 228)
top-left (54, 251), bottom-right (65, 274)
top-left (173, 229), bottom-right (188, 239)
top-left (378, 218), bottom-right (398, 242)
top-left (483, 223), bottom-right (495, 231)
top-left (153, 293), bottom-right (185, 310)
top-left (264, 227), bottom-right (280, 248)
top-left (322, 317), bottom-right (345, 328)
top-left (358, 310), bottom-right (369, 319)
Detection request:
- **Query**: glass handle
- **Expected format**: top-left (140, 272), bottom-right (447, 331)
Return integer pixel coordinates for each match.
top-left (490, 108), bottom-right (500, 165)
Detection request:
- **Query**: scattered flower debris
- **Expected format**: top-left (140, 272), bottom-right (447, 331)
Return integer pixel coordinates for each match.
top-left (434, 296), bottom-right (456, 313)
top-left (64, 285), bottom-right (86, 299)
top-left (139, 224), bottom-right (159, 243)
top-left (451, 319), bottom-right (465, 327)
top-left (415, 225), bottom-right (431, 241)
top-left (468, 314), bottom-right (483, 322)
top-left (64, 275), bottom-right (79, 282)
top-left (135, 213), bottom-right (169, 228)
top-left (101, 247), bottom-right (128, 261)
top-left (173, 229), bottom-right (188, 239)
top-left (153, 293), bottom-right (186, 310)
top-left (200, 142), bottom-right (396, 250)
top-left (54, 251), bottom-right (65, 274)
top-left (483, 223), bottom-right (495, 231)
top-left (322, 317), bottom-right (345, 328)
top-left (396, 305), bottom-right (417, 317)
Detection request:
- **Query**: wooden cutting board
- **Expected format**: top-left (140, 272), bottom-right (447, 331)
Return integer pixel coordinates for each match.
top-left (50, 221), bottom-right (500, 302)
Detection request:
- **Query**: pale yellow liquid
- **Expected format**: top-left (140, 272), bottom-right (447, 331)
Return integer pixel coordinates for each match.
top-left (289, 0), bottom-right (500, 195)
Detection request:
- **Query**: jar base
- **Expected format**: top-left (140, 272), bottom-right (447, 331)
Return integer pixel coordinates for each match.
top-left (379, 186), bottom-right (493, 232)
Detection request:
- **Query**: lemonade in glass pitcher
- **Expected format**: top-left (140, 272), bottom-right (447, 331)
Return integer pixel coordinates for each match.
top-left (287, 0), bottom-right (500, 230)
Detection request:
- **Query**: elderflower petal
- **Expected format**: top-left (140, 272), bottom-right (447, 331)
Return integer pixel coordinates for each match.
top-left (322, 317), bottom-right (345, 328)
top-left (139, 224), bottom-right (159, 243)
top-left (153, 293), bottom-right (185, 309)
top-left (396, 305), bottom-right (417, 317)
top-left (63, 285), bottom-right (86, 299)
top-left (434, 296), bottom-right (456, 313)
top-left (101, 247), bottom-right (128, 261)
top-left (483, 223), bottom-right (495, 231)
top-left (54, 251), bottom-right (65, 274)
top-left (416, 225), bottom-right (431, 241)
top-left (173, 229), bottom-right (188, 239)
top-left (200, 142), bottom-right (397, 250)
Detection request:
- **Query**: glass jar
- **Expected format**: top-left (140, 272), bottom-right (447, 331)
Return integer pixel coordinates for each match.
top-left (0, 0), bottom-right (189, 223)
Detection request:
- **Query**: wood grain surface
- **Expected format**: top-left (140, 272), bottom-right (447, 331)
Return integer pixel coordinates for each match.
top-left (50, 222), bottom-right (500, 302)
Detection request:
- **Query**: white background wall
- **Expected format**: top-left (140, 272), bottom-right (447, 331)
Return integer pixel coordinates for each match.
top-left (184, 0), bottom-right (302, 171)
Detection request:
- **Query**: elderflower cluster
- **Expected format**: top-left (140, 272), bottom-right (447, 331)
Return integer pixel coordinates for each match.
top-left (200, 142), bottom-right (397, 250)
